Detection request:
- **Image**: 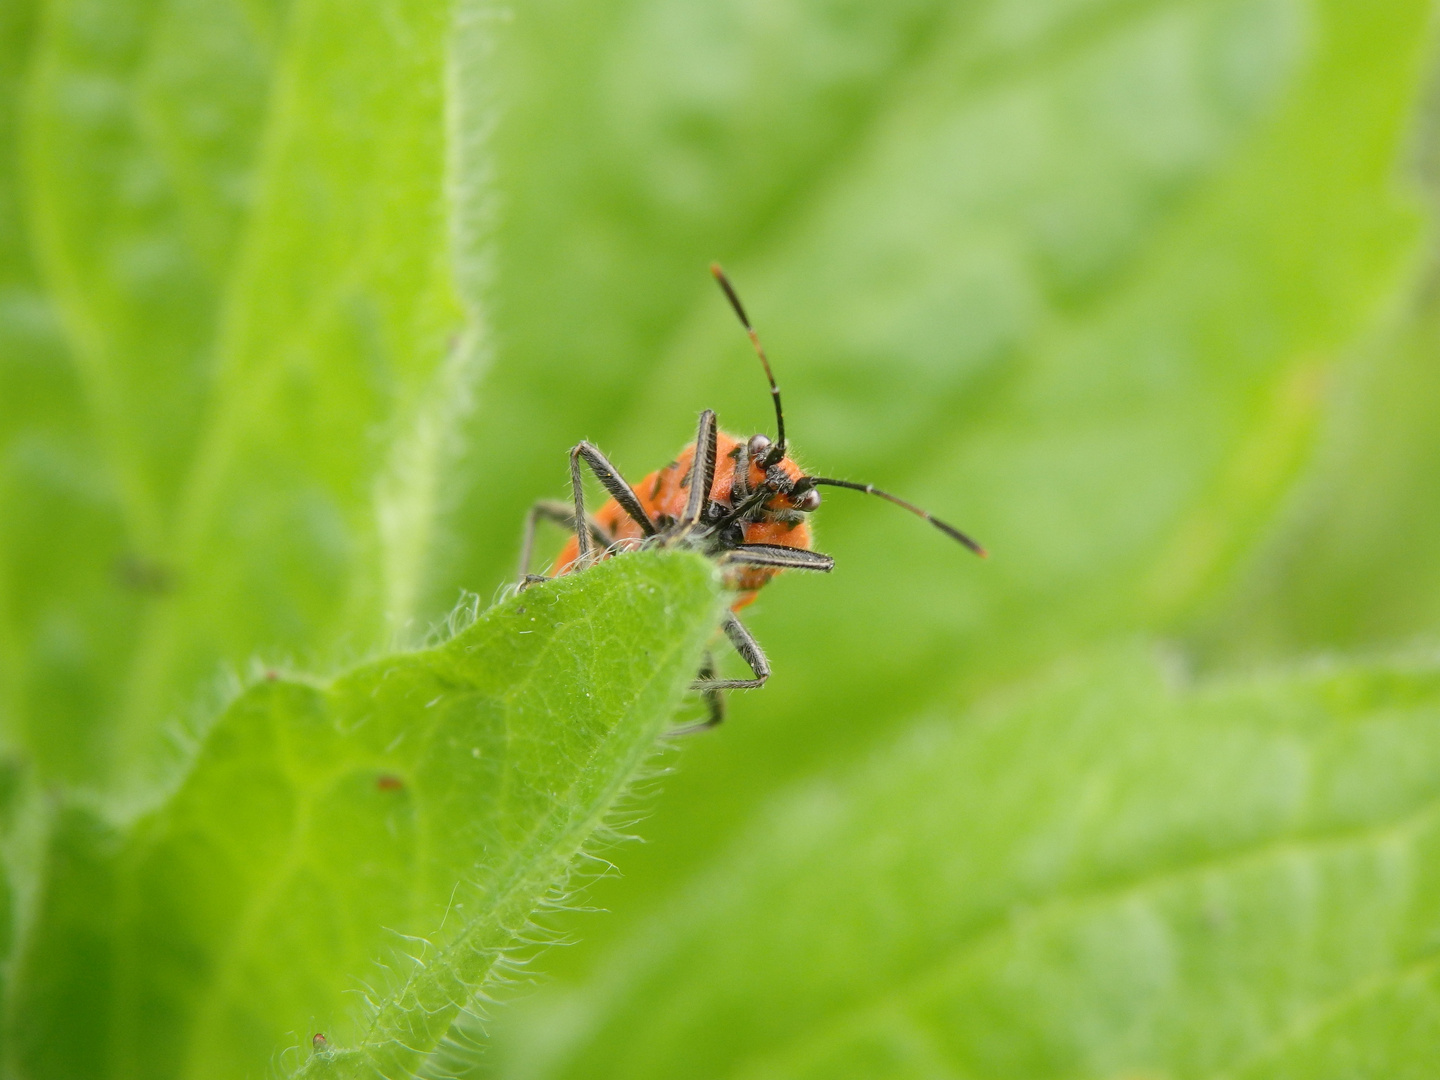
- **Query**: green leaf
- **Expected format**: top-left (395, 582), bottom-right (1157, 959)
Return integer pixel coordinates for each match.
top-left (3, 550), bottom-right (723, 1079)
top-left (2, 805), bottom-right (119, 1080)
top-left (1188, 165), bottom-right (1440, 666)
top-left (0, 803), bottom-right (13, 1027)
top-left (0, 0), bottom-right (115, 781)
top-left (497, 648), bottom-right (1440, 1079)
top-left (459, 0), bottom-right (1435, 978)
top-left (3, 0), bottom-right (490, 789)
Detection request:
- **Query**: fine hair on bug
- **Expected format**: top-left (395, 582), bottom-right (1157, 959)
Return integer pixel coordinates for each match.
top-left (519, 264), bottom-right (985, 734)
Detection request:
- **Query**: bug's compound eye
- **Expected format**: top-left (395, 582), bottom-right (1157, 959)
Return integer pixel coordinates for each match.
top-left (794, 487), bottom-right (821, 512)
top-left (747, 433), bottom-right (772, 461)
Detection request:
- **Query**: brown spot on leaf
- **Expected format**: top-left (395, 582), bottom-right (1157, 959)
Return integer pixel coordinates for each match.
top-left (114, 554), bottom-right (177, 595)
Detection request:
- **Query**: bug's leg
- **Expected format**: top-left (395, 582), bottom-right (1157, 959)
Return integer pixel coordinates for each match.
top-left (729, 438), bottom-right (751, 505)
top-left (713, 480), bottom-right (779, 533)
top-left (692, 612), bottom-right (770, 691)
top-left (668, 616), bottom-right (771, 737)
top-left (726, 545), bottom-right (835, 573)
top-left (519, 499), bottom-right (611, 578)
top-left (680, 409), bottom-right (718, 527)
top-left (666, 653), bottom-right (725, 736)
top-left (669, 615), bottom-right (768, 736)
top-left (570, 441), bottom-right (656, 561)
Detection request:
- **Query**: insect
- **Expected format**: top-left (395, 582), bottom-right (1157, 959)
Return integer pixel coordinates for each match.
top-left (519, 265), bottom-right (985, 732)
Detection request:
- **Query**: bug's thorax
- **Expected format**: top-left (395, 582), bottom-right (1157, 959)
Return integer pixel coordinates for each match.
top-left (659, 433), bottom-right (806, 516)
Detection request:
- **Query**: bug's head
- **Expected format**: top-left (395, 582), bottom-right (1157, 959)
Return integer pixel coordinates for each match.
top-left (743, 434), bottom-right (822, 514)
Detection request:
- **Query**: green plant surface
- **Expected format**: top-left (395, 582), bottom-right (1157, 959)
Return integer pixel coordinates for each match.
top-left (6, 0), bottom-right (1440, 1074)
top-left (2, 550), bottom-right (723, 1080)
top-left (1189, 257), bottom-right (1440, 668)
top-left (494, 649), bottom-right (1440, 1080)
top-left (1, 0), bottom-right (489, 793)
top-left (454, 0), bottom-right (1435, 978)
top-left (0, 845), bottom-right (9, 1024)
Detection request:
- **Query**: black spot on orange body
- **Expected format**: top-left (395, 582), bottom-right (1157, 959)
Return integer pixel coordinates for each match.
top-left (553, 430), bottom-right (814, 609)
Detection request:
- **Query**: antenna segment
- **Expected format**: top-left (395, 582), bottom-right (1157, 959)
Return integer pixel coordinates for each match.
top-left (796, 476), bottom-right (988, 557)
top-left (711, 264), bottom-right (786, 466)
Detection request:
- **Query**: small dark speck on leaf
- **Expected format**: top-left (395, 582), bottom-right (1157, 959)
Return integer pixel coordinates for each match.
top-left (312, 1033), bottom-right (327, 1051)
top-left (376, 774), bottom-right (404, 791)
top-left (115, 554), bottom-right (177, 594)
top-left (265, 670), bottom-right (279, 681)
top-left (516, 606), bottom-right (525, 614)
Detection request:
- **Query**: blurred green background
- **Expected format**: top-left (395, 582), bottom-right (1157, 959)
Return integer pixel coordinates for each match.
top-left (6, 0), bottom-right (1440, 1074)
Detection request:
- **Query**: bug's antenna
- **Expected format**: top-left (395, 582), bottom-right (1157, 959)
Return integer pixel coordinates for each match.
top-left (795, 476), bottom-right (988, 558)
top-left (711, 263), bottom-right (785, 466)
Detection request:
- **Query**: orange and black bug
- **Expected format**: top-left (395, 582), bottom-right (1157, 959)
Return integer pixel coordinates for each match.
top-left (519, 265), bottom-right (985, 732)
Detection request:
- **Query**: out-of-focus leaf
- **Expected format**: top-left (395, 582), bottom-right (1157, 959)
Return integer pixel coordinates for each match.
top-left (496, 649), bottom-right (1440, 1080)
top-left (0, 0), bottom-right (120, 783)
top-left (458, 0), bottom-right (1434, 974)
top-left (4, 0), bottom-right (490, 790)
top-left (0, 769), bottom-right (13, 1023)
top-left (3, 805), bottom-right (118, 1080)
top-left (4, 550), bottom-right (722, 1080)
top-left (1191, 289), bottom-right (1440, 666)
top-left (1189, 89), bottom-right (1440, 672)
